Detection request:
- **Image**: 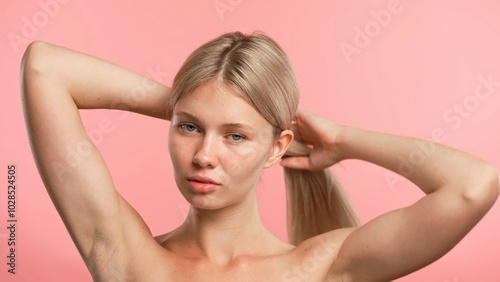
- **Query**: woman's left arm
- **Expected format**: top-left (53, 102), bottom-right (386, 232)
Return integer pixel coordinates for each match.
top-left (282, 108), bottom-right (499, 281)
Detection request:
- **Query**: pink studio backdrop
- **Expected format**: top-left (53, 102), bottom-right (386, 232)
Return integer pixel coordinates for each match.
top-left (1, 0), bottom-right (499, 281)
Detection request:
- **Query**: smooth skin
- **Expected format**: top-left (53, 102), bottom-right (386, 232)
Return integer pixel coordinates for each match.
top-left (21, 41), bottom-right (499, 281)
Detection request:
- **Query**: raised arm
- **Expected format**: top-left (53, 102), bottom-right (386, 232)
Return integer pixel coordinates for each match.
top-left (281, 108), bottom-right (499, 281)
top-left (21, 41), bottom-right (171, 277)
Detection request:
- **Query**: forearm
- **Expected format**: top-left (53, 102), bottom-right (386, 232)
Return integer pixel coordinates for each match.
top-left (22, 41), bottom-right (171, 119)
top-left (338, 126), bottom-right (498, 198)
top-left (330, 126), bottom-right (498, 281)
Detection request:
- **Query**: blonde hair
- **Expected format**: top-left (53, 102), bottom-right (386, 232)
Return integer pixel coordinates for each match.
top-left (166, 31), bottom-right (359, 245)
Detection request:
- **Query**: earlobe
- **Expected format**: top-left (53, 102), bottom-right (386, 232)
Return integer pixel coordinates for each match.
top-left (264, 129), bottom-right (294, 168)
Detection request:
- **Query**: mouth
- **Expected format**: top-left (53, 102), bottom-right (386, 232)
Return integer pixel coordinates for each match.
top-left (187, 175), bottom-right (221, 185)
top-left (187, 175), bottom-right (221, 193)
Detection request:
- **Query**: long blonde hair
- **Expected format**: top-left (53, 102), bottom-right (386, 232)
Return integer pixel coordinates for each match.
top-left (166, 31), bottom-right (359, 245)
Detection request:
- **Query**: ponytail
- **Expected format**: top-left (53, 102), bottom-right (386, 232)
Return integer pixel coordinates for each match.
top-left (284, 140), bottom-right (360, 245)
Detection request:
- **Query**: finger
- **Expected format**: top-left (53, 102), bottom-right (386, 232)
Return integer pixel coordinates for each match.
top-left (280, 156), bottom-right (313, 170)
top-left (289, 124), bottom-right (306, 143)
top-left (292, 106), bottom-right (308, 122)
top-left (290, 115), bottom-right (316, 145)
top-left (294, 107), bottom-right (320, 135)
top-left (295, 107), bottom-right (319, 129)
top-left (295, 105), bottom-right (308, 115)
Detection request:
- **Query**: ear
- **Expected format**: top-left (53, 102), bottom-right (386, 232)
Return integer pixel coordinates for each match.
top-left (264, 129), bottom-right (294, 168)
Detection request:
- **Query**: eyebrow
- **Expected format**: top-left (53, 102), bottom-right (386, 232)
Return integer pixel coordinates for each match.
top-left (173, 111), bottom-right (200, 123)
top-left (173, 111), bottom-right (255, 131)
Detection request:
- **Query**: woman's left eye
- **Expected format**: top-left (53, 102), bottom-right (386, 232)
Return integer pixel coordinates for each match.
top-left (228, 134), bottom-right (245, 142)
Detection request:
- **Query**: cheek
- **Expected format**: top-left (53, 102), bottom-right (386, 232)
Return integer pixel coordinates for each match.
top-left (168, 133), bottom-right (191, 168)
top-left (223, 143), bottom-right (270, 179)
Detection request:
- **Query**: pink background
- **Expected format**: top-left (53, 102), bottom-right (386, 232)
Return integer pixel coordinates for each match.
top-left (1, 0), bottom-right (499, 281)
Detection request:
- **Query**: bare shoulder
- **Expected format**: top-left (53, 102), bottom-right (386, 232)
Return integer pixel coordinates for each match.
top-left (92, 228), bottom-right (359, 282)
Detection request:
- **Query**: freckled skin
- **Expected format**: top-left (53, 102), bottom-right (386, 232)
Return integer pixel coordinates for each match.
top-left (156, 81), bottom-right (345, 281)
top-left (168, 81), bottom-right (276, 210)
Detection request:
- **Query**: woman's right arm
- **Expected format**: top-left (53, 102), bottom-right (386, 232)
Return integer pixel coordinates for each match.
top-left (21, 41), bottom-right (171, 274)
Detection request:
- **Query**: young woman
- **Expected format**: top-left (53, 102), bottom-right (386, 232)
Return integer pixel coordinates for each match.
top-left (21, 32), bottom-right (499, 281)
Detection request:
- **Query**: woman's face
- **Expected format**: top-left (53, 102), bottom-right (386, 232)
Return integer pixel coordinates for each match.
top-left (168, 80), bottom-right (287, 210)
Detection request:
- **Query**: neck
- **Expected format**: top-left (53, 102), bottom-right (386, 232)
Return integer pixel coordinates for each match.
top-left (173, 190), bottom-right (287, 266)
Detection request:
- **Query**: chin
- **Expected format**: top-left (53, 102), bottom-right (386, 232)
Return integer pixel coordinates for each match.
top-left (184, 192), bottom-right (248, 212)
top-left (178, 187), bottom-right (224, 210)
top-left (187, 198), bottom-right (231, 211)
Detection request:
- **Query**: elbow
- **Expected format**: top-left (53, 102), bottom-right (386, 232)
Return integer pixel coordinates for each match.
top-left (462, 164), bottom-right (499, 214)
top-left (20, 41), bottom-right (53, 101)
top-left (490, 169), bottom-right (500, 204)
top-left (21, 41), bottom-right (51, 78)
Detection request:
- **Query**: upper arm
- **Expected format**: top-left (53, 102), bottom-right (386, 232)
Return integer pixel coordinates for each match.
top-left (329, 179), bottom-right (498, 281)
top-left (21, 41), bottom-right (153, 263)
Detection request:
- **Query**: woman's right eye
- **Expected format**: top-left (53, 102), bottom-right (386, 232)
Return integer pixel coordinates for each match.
top-left (179, 124), bottom-right (198, 133)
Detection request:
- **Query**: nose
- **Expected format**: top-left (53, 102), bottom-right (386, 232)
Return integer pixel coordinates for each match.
top-left (193, 134), bottom-right (219, 168)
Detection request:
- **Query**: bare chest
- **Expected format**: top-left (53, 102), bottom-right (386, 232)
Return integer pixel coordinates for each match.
top-left (92, 234), bottom-right (343, 282)
top-left (107, 250), bottom-right (335, 282)
top-left (163, 255), bottom-right (334, 282)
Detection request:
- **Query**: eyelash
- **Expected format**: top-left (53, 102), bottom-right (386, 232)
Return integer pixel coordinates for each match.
top-left (179, 123), bottom-right (199, 133)
top-left (178, 123), bottom-right (246, 142)
top-left (227, 134), bottom-right (246, 142)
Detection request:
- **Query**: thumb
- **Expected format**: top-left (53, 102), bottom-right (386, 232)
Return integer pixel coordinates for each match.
top-left (280, 156), bottom-right (312, 170)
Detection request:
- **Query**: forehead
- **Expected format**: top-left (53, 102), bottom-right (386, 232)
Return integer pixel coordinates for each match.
top-left (173, 81), bottom-right (270, 128)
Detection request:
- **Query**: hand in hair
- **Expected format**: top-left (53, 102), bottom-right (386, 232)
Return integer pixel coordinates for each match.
top-left (281, 106), bottom-right (499, 281)
top-left (280, 107), bottom-right (345, 171)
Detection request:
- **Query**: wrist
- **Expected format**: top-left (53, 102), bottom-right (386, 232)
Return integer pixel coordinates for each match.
top-left (335, 125), bottom-right (362, 161)
top-left (333, 124), bottom-right (351, 162)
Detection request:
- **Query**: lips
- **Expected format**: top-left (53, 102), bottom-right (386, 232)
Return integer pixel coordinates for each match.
top-left (187, 175), bottom-right (221, 193)
top-left (187, 175), bottom-right (220, 185)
